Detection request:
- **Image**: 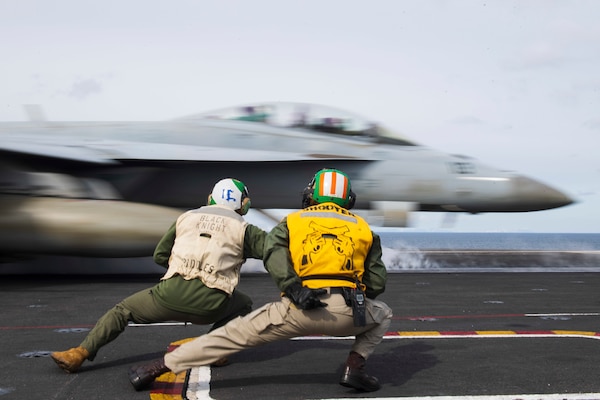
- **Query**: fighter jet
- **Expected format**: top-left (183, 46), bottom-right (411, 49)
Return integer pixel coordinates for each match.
top-left (0, 102), bottom-right (573, 258)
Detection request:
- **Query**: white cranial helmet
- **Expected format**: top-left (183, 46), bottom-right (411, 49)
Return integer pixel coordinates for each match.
top-left (208, 178), bottom-right (251, 215)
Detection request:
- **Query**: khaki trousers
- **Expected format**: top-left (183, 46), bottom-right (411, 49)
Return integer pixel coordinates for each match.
top-left (165, 290), bottom-right (393, 373)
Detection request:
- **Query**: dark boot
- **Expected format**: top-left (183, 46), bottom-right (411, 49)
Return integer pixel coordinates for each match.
top-left (339, 351), bottom-right (381, 392)
top-left (211, 357), bottom-right (229, 367)
top-left (128, 358), bottom-right (170, 391)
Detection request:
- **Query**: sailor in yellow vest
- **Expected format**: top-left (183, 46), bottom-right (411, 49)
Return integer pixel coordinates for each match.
top-left (51, 178), bottom-right (266, 373)
top-left (129, 168), bottom-right (393, 392)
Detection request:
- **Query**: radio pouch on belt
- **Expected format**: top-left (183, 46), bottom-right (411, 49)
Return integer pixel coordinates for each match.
top-left (342, 283), bottom-right (366, 327)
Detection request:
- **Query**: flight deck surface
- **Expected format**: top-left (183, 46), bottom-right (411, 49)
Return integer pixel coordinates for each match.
top-left (2, 272), bottom-right (600, 399)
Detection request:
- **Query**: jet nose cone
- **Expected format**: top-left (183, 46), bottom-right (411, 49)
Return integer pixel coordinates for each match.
top-left (513, 175), bottom-right (575, 211)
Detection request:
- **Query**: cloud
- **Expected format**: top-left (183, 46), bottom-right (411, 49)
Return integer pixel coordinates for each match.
top-left (448, 116), bottom-right (485, 126)
top-left (583, 118), bottom-right (600, 130)
top-left (506, 41), bottom-right (567, 71)
top-left (67, 78), bottom-right (102, 100)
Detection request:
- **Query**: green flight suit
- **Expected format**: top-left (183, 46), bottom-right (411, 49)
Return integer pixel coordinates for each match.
top-left (79, 222), bottom-right (266, 360)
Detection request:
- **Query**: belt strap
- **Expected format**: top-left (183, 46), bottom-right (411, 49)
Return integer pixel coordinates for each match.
top-left (301, 275), bottom-right (355, 283)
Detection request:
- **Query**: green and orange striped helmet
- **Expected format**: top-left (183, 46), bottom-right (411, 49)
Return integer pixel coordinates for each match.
top-left (302, 168), bottom-right (356, 209)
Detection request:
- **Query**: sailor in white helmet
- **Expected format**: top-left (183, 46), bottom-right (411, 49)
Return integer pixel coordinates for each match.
top-left (51, 178), bottom-right (267, 373)
top-left (129, 169), bottom-right (392, 393)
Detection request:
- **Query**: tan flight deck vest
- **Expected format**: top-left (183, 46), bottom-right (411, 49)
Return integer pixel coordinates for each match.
top-left (287, 202), bottom-right (373, 289)
top-left (161, 205), bottom-right (248, 295)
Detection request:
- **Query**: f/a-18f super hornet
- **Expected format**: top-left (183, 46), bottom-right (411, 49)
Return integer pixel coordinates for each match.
top-left (0, 102), bottom-right (573, 258)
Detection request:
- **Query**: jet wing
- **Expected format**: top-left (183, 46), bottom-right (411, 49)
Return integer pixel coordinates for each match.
top-left (91, 142), bottom-right (359, 162)
top-left (0, 135), bottom-right (358, 164)
top-left (1, 135), bottom-right (118, 164)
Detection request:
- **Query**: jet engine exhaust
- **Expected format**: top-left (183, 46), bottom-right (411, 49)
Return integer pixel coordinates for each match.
top-left (0, 196), bottom-right (182, 258)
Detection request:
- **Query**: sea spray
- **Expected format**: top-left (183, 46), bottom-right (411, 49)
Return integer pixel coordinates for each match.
top-left (383, 242), bottom-right (440, 272)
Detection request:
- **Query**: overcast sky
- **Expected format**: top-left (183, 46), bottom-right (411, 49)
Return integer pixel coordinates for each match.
top-left (1, 0), bottom-right (598, 233)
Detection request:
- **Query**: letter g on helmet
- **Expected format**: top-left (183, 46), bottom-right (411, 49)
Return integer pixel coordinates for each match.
top-left (208, 178), bottom-right (251, 215)
top-left (302, 168), bottom-right (356, 209)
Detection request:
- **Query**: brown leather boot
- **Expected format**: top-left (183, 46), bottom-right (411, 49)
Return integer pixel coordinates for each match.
top-left (51, 347), bottom-right (90, 373)
top-left (211, 357), bottom-right (229, 367)
top-left (128, 358), bottom-right (170, 391)
top-left (339, 351), bottom-right (381, 392)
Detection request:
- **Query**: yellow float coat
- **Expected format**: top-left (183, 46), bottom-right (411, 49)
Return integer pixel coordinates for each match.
top-left (287, 202), bottom-right (373, 289)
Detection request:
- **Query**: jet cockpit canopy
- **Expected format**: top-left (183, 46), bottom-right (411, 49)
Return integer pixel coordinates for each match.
top-left (188, 102), bottom-right (418, 146)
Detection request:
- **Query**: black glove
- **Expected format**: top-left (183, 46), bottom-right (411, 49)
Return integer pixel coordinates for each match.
top-left (284, 282), bottom-right (328, 310)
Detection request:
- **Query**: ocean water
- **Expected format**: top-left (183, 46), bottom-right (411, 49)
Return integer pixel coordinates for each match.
top-left (377, 232), bottom-right (600, 251)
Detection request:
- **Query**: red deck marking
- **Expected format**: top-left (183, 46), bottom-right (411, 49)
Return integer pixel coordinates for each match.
top-left (0, 324), bottom-right (94, 330)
